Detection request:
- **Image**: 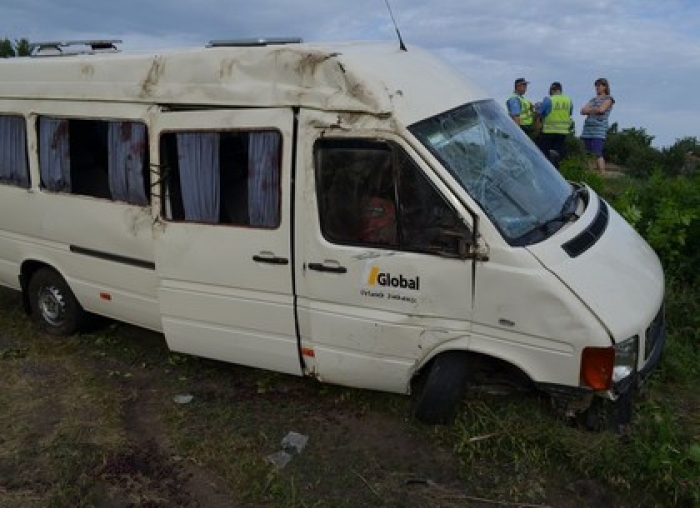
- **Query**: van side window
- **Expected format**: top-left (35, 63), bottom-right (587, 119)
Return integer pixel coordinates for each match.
top-left (37, 117), bottom-right (150, 205)
top-left (315, 138), bottom-right (470, 257)
top-left (0, 115), bottom-right (30, 188)
top-left (159, 130), bottom-right (281, 228)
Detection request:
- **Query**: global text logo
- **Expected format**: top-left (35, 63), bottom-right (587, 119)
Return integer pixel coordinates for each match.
top-left (367, 266), bottom-right (420, 291)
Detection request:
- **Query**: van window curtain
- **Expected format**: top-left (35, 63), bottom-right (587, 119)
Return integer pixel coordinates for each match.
top-left (248, 132), bottom-right (280, 227)
top-left (39, 117), bottom-right (71, 192)
top-left (0, 116), bottom-right (29, 187)
top-left (108, 121), bottom-right (148, 205)
top-left (176, 132), bottom-right (220, 222)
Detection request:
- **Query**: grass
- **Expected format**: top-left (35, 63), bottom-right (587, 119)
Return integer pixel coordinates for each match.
top-left (0, 327), bottom-right (125, 507)
top-left (0, 291), bottom-right (698, 507)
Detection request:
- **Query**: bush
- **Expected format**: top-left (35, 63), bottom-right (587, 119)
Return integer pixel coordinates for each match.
top-left (602, 125), bottom-right (662, 177)
top-left (660, 137), bottom-right (700, 177)
top-left (611, 170), bottom-right (700, 284)
top-left (624, 146), bottom-right (662, 178)
top-left (604, 125), bottom-right (654, 165)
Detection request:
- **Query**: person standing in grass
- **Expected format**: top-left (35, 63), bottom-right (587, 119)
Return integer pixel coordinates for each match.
top-left (536, 81), bottom-right (573, 169)
top-left (507, 78), bottom-right (535, 138)
top-left (580, 78), bottom-right (615, 172)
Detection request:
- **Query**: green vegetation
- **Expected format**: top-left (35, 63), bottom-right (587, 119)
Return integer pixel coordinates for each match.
top-left (1, 37), bottom-right (30, 57)
top-left (555, 132), bottom-right (700, 506)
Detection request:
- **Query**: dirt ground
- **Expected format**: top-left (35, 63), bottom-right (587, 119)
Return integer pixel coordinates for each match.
top-left (0, 288), bottom-right (624, 508)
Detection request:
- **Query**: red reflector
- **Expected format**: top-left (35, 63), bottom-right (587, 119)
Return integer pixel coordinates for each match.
top-left (580, 347), bottom-right (615, 390)
top-left (100, 293), bottom-right (112, 301)
top-left (301, 347), bottom-right (315, 358)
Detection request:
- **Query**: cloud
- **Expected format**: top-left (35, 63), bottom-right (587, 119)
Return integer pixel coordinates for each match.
top-left (1, 0), bottom-right (698, 146)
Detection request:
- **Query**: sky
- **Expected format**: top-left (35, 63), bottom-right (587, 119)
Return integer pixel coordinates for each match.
top-left (2, 0), bottom-right (699, 148)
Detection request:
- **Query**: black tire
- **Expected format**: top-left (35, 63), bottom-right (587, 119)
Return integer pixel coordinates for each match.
top-left (411, 352), bottom-right (470, 425)
top-left (27, 268), bottom-right (86, 336)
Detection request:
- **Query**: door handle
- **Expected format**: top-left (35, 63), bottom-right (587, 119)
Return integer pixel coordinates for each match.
top-left (308, 262), bottom-right (347, 274)
top-left (253, 254), bottom-right (289, 265)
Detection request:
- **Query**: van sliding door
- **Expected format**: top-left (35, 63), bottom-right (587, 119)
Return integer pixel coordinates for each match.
top-left (152, 108), bottom-right (300, 375)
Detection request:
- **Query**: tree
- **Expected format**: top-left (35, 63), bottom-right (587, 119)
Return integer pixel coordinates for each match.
top-left (1, 37), bottom-right (31, 57)
top-left (1, 38), bottom-right (14, 57)
top-left (15, 38), bottom-right (30, 56)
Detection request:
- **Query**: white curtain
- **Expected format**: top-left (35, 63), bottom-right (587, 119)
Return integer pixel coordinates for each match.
top-left (176, 132), bottom-right (220, 222)
top-left (39, 117), bottom-right (71, 191)
top-left (248, 132), bottom-right (280, 227)
top-left (0, 116), bottom-right (29, 187)
top-left (108, 121), bottom-right (148, 205)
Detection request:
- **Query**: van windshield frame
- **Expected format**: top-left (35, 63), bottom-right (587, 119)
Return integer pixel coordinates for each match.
top-left (409, 100), bottom-right (573, 246)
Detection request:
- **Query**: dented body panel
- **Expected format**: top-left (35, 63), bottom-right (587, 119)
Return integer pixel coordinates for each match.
top-left (0, 42), bottom-right (486, 126)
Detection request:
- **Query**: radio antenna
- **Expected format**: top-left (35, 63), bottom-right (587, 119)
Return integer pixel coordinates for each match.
top-left (383, 0), bottom-right (407, 51)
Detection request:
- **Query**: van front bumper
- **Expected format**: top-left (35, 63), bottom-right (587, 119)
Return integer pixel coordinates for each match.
top-left (615, 304), bottom-right (666, 397)
top-left (605, 305), bottom-right (666, 433)
top-left (540, 304), bottom-right (667, 430)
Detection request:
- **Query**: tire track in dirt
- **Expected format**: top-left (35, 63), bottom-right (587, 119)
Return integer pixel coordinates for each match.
top-left (89, 353), bottom-right (241, 508)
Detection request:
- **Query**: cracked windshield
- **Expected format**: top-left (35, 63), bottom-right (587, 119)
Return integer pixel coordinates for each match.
top-left (410, 100), bottom-right (572, 245)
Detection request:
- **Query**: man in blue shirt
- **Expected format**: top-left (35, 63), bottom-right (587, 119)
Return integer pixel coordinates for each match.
top-left (506, 78), bottom-right (535, 137)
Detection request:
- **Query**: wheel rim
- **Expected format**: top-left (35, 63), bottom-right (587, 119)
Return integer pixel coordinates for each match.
top-left (37, 285), bottom-right (66, 327)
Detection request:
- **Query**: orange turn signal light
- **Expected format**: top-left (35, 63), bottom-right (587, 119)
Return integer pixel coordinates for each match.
top-left (580, 346), bottom-right (615, 390)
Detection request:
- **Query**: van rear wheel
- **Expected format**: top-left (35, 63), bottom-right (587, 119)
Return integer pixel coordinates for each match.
top-left (28, 268), bottom-right (85, 336)
top-left (412, 353), bottom-right (470, 425)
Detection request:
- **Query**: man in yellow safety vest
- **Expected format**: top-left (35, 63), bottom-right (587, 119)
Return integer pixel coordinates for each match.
top-left (536, 81), bottom-right (573, 169)
top-left (506, 78), bottom-right (535, 138)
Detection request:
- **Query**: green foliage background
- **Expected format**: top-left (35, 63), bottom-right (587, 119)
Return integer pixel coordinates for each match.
top-left (554, 133), bottom-right (700, 506)
top-left (1, 37), bottom-right (30, 57)
top-left (562, 127), bottom-right (700, 285)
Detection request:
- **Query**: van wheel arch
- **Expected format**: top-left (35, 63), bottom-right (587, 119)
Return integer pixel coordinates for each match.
top-left (411, 351), bottom-right (472, 425)
top-left (26, 265), bottom-right (86, 336)
top-left (411, 351), bottom-right (535, 425)
top-left (20, 260), bottom-right (48, 314)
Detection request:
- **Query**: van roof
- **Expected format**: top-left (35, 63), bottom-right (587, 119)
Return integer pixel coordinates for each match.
top-left (0, 41), bottom-right (489, 125)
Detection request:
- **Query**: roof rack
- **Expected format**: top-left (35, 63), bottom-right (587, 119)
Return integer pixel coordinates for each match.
top-left (207, 37), bottom-right (303, 48)
top-left (29, 39), bottom-right (122, 57)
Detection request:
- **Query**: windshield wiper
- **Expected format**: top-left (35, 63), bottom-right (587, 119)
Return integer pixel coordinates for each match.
top-left (537, 185), bottom-right (585, 232)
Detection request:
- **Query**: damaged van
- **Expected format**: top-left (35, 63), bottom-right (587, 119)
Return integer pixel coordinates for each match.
top-left (0, 38), bottom-right (665, 424)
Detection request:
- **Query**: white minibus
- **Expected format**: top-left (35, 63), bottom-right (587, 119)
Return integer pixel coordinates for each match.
top-left (0, 39), bottom-right (665, 424)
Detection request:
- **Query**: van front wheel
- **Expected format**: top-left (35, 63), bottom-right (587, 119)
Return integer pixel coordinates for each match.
top-left (412, 353), bottom-right (470, 425)
top-left (28, 268), bottom-right (85, 336)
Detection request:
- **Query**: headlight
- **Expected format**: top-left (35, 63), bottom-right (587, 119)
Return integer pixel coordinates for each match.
top-left (613, 336), bottom-right (639, 383)
top-left (581, 336), bottom-right (639, 390)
